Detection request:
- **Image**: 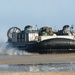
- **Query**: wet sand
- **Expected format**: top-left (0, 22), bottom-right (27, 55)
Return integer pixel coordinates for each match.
top-left (0, 53), bottom-right (75, 74)
top-left (0, 72), bottom-right (75, 75)
top-left (0, 53), bottom-right (75, 64)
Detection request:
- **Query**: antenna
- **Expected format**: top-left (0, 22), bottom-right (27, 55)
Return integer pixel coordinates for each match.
top-left (35, 24), bottom-right (37, 30)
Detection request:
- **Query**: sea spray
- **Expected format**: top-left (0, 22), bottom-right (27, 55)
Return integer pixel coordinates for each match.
top-left (0, 42), bottom-right (31, 55)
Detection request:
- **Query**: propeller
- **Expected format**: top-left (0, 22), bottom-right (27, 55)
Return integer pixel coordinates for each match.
top-left (7, 27), bottom-right (21, 39)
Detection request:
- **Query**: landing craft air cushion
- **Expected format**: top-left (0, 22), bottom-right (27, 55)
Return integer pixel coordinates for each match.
top-left (7, 25), bottom-right (75, 53)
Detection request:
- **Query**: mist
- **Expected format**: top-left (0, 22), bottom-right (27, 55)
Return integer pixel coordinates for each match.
top-left (0, 40), bottom-right (30, 55)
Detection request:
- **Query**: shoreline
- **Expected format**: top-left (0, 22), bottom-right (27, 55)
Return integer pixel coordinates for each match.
top-left (0, 53), bottom-right (75, 74)
top-left (0, 53), bottom-right (75, 64)
top-left (0, 72), bottom-right (75, 75)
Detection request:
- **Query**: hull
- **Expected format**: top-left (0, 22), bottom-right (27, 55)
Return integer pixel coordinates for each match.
top-left (9, 38), bottom-right (75, 53)
top-left (26, 38), bottom-right (75, 53)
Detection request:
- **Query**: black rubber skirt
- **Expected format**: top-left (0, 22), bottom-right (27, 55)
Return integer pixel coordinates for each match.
top-left (26, 38), bottom-right (75, 53)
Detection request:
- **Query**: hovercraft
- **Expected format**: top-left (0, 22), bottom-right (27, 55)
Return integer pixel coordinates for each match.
top-left (7, 25), bottom-right (75, 53)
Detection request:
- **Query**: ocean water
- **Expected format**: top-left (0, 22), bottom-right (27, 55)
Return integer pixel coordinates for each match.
top-left (0, 63), bottom-right (75, 72)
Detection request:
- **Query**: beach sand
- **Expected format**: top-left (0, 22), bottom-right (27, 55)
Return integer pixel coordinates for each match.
top-left (0, 72), bottom-right (75, 75)
top-left (0, 53), bottom-right (75, 64)
top-left (0, 53), bottom-right (75, 74)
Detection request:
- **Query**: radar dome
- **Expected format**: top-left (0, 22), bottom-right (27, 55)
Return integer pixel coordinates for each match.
top-left (24, 25), bottom-right (33, 31)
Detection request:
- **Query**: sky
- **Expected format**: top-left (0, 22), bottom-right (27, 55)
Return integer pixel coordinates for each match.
top-left (0, 0), bottom-right (75, 41)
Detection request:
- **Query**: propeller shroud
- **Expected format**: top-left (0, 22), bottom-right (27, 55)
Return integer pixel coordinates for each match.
top-left (7, 27), bottom-right (21, 39)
